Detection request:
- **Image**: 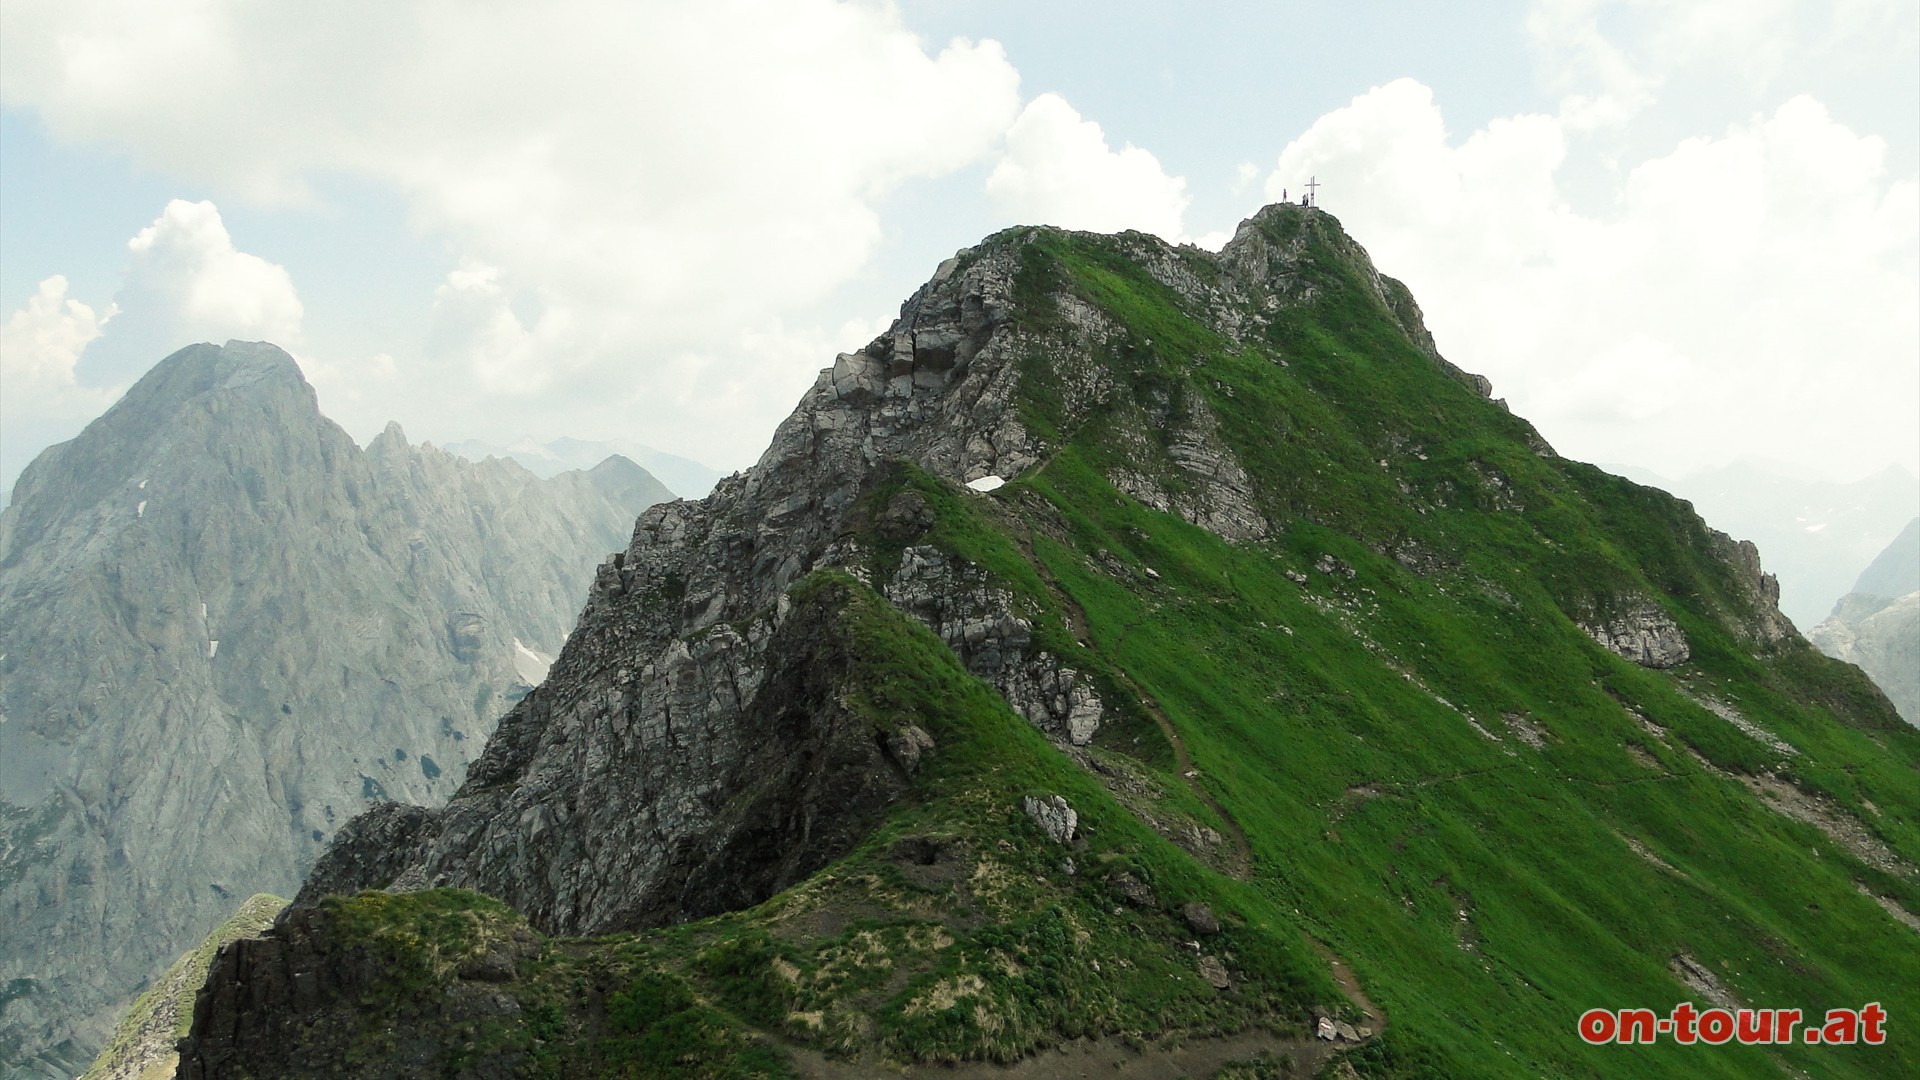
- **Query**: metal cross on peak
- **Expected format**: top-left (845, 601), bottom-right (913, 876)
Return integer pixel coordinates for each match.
top-left (1304, 176), bottom-right (1321, 207)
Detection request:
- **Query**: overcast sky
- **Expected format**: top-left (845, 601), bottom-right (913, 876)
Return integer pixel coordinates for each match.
top-left (3, 0), bottom-right (1915, 498)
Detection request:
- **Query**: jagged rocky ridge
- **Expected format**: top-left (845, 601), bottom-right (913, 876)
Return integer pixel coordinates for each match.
top-left (0, 342), bottom-right (670, 1077)
top-left (184, 209), bottom-right (1919, 1079)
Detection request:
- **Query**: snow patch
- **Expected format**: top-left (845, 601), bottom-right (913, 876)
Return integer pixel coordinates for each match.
top-left (966, 475), bottom-right (1006, 493)
top-left (207, 639), bottom-right (220, 659)
top-left (137, 479), bottom-right (147, 490)
top-left (511, 637), bottom-right (554, 686)
top-left (136, 500), bottom-right (146, 517)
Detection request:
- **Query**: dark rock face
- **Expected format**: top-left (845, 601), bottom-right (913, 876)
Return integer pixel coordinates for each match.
top-left (1708, 528), bottom-right (1796, 645)
top-left (290, 235), bottom-right (1072, 936)
top-left (0, 342), bottom-right (669, 1074)
top-left (177, 903), bottom-right (542, 1080)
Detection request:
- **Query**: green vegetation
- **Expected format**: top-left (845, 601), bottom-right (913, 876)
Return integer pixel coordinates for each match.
top-left (81, 893), bottom-right (287, 1080)
top-left (279, 206), bottom-right (1918, 1078)
top-left (287, 577), bottom-right (1332, 1076)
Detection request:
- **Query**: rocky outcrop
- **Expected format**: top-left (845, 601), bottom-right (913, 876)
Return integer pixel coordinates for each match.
top-left (1708, 529), bottom-right (1796, 645)
top-left (286, 233), bottom-right (1112, 935)
top-left (78, 894), bottom-right (285, 1080)
top-left (0, 343), bottom-right (667, 1075)
top-left (1582, 601), bottom-right (1691, 669)
top-left (884, 543), bottom-right (1102, 744)
top-left (1023, 794), bottom-right (1078, 845)
top-left (1109, 389), bottom-right (1268, 542)
top-left (177, 899), bottom-right (543, 1080)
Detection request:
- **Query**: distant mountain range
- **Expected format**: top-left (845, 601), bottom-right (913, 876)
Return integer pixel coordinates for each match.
top-left (441, 435), bottom-right (724, 499)
top-left (1607, 461), bottom-right (1920, 629)
top-left (0, 341), bottom-right (669, 1077)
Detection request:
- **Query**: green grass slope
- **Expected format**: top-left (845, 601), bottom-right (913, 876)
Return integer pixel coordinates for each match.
top-left (218, 206), bottom-right (1917, 1079)
top-left (971, 210), bottom-right (1920, 1077)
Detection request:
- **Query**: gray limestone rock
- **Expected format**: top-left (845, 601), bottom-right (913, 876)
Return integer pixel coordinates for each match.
top-left (1582, 601), bottom-right (1692, 669)
top-left (1109, 872), bottom-right (1158, 909)
top-left (1812, 593), bottom-right (1920, 726)
top-left (1809, 521), bottom-right (1920, 726)
top-left (1023, 794), bottom-right (1078, 845)
top-left (1707, 529), bottom-right (1796, 645)
top-left (1182, 901), bottom-right (1221, 936)
top-left (0, 342), bottom-right (666, 1074)
top-left (1197, 954), bottom-right (1232, 989)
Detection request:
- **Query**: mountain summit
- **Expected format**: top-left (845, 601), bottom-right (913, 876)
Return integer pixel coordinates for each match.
top-left (0, 342), bottom-right (670, 1076)
top-left (186, 210), bottom-right (1916, 1079)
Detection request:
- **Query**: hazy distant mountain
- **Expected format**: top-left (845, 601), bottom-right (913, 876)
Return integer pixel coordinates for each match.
top-left (0, 342), bottom-right (667, 1076)
top-left (1849, 516), bottom-right (1920, 601)
top-left (442, 435), bottom-right (723, 499)
top-left (1608, 461), bottom-right (1920, 629)
top-left (1809, 517), bottom-right (1920, 726)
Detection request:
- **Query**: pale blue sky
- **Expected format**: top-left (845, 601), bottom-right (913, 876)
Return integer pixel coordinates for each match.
top-left (3, 0), bottom-right (1915, 497)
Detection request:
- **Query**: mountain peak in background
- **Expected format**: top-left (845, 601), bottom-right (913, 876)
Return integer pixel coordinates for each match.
top-left (441, 433), bottom-right (722, 499)
top-left (1810, 517), bottom-right (1920, 727)
top-left (0, 341), bottom-right (671, 1075)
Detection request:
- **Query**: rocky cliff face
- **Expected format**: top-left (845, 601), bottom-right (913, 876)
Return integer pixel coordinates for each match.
top-left (285, 210), bottom-right (1483, 932)
top-left (181, 209), bottom-right (1914, 1079)
top-left (0, 342), bottom-right (669, 1076)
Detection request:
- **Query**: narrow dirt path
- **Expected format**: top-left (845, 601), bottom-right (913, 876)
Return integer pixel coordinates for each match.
top-left (1105, 665), bottom-right (1255, 880)
top-left (1013, 524), bottom-right (1254, 880)
top-left (1312, 939), bottom-right (1385, 1031)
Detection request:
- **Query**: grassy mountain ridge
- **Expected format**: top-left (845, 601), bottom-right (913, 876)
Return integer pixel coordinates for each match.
top-left (179, 206), bottom-right (1918, 1078)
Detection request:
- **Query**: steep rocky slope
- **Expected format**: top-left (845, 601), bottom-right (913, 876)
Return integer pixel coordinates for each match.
top-left (1810, 517), bottom-right (1920, 724)
top-left (0, 342), bottom-right (670, 1076)
top-left (187, 210), bottom-right (1918, 1079)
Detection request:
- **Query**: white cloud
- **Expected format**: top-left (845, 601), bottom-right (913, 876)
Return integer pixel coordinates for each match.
top-left (68, 199), bottom-right (304, 388)
top-left (0, 0), bottom-right (1024, 467)
top-left (0, 276), bottom-right (116, 399)
top-left (1525, 0), bottom-right (1917, 130)
top-left (0, 199), bottom-right (309, 493)
top-left (1527, 0), bottom-right (1662, 126)
top-left (986, 93), bottom-right (1190, 242)
top-left (124, 199), bottom-right (303, 343)
top-left (1262, 82), bottom-right (1919, 479)
top-left (424, 262), bottom-right (576, 397)
top-left (0, 276), bottom-right (120, 495)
